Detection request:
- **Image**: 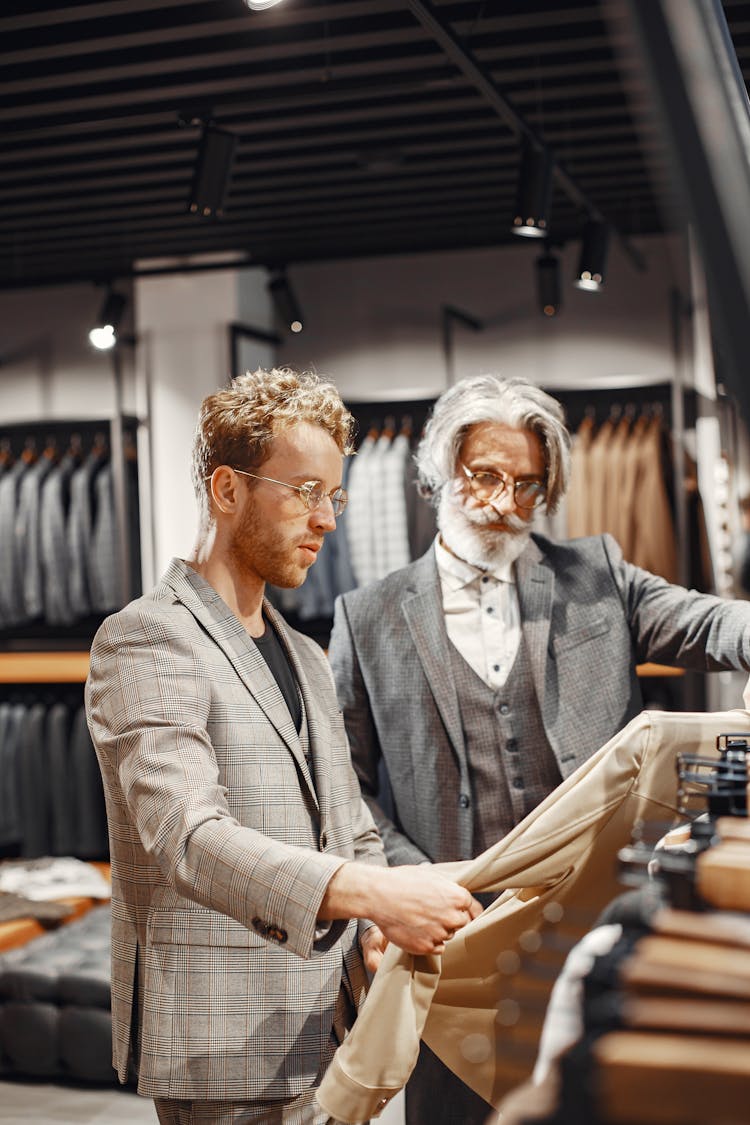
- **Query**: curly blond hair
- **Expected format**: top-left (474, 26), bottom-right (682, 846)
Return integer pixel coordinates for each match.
top-left (191, 367), bottom-right (354, 507)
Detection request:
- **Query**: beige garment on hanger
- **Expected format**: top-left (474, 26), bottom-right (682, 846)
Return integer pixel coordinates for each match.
top-left (566, 415), bottom-right (594, 539)
top-left (630, 416), bottom-right (678, 582)
top-left (316, 704), bottom-right (750, 1123)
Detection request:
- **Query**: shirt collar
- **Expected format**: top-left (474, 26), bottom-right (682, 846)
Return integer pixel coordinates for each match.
top-left (434, 536), bottom-right (516, 590)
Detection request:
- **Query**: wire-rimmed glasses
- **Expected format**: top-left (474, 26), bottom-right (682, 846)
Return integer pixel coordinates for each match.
top-left (460, 462), bottom-right (546, 510)
top-left (225, 468), bottom-right (348, 516)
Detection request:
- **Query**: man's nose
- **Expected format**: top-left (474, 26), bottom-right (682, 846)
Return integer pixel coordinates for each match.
top-left (488, 486), bottom-right (519, 516)
top-left (310, 497), bottom-right (337, 532)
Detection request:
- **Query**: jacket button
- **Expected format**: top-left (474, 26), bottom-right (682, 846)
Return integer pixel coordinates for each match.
top-left (458, 793), bottom-right (470, 808)
top-left (499, 703), bottom-right (510, 715)
top-left (512, 777), bottom-right (524, 790)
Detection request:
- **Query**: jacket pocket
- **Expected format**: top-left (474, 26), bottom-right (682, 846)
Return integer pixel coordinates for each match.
top-left (552, 617), bottom-right (610, 654)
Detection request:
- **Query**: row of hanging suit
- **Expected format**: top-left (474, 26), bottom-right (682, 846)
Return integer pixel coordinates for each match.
top-left (0, 432), bottom-right (136, 630)
top-left (0, 696), bottom-right (108, 862)
top-left (563, 406), bottom-right (679, 583)
top-left (276, 404), bottom-right (685, 621)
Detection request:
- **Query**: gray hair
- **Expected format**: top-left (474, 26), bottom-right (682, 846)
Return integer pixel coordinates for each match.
top-left (415, 374), bottom-right (571, 513)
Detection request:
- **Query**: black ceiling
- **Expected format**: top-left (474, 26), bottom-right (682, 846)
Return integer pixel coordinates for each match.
top-left (3, 0), bottom-right (750, 290)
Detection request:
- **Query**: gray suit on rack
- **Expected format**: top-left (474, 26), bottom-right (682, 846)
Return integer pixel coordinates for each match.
top-left (329, 532), bottom-right (750, 867)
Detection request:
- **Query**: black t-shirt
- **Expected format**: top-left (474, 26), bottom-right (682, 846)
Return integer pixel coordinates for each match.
top-left (252, 618), bottom-right (302, 734)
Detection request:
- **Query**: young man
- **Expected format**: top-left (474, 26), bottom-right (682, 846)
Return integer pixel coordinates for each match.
top-left (86, 367), bottom-right (480, 1125)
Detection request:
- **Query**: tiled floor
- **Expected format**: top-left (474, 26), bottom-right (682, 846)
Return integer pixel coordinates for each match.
top-left (0, 1079), bottom-right (405, 1124)
top-left (0, 1079), bottom-right (158, 1124)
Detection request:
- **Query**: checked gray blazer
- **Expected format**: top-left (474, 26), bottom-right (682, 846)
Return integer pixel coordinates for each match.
top-left (329, 533), bottom-right (750, 867)
top-left (86, 559), bottom-right (385, 1102)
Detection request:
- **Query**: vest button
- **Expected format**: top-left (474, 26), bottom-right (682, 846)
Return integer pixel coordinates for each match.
top-left (499, 703), bottom-right (510, 715)
top-left (512, 777), bottom-right (524, 790)
top-left (458, 793), bottom-right (471, 808)
top-left (506, 738), bottom-right (518, 753)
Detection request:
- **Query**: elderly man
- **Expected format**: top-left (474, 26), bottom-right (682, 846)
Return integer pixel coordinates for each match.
top-left (328, 372), bottom-right (750, 1125)
top-left (86, 367), bottom-right (481, 1125)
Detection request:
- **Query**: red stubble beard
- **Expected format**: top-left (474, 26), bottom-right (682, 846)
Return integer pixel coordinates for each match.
top-left (230, 504), bottom-right (322, 590)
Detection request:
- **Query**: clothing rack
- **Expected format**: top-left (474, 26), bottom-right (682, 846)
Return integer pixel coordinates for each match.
top-left (0, 416), bottom-right (140, 652)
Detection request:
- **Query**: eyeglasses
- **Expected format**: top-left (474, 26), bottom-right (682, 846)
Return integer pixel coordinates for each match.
top-left (460, 462), bottom-right (547, 510)
top-left (228, 468), bottom-right (348, 516)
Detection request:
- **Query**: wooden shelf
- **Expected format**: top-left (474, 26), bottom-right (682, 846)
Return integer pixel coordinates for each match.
top-left (0, 651), bottom-right (90, 683)
top-left (636, 663), bottom-right (685, 678)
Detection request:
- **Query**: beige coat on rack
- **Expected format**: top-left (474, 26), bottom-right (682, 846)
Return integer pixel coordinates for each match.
top-left (316, 700), bottom-right (750, 1124)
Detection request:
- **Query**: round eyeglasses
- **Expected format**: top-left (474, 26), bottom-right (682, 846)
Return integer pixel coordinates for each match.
top-left (229, 468), bottom-right (348, 516)
top-left (460, 462), bottom-right (547, 510)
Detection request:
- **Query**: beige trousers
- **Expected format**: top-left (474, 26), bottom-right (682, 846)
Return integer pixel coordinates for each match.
top-left (316, 705), bottom-right (750, 1123)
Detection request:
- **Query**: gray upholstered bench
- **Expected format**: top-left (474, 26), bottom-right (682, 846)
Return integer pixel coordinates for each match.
top-left (0, 902), bottom-right (117, 1083)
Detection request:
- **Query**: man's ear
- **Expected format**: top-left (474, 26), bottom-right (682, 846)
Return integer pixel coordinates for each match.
top-left (207, 466), bottom-right (241, 515)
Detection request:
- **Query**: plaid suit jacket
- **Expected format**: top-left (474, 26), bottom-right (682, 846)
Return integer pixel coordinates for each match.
top-left (329, 533), bottom-right (750, 866)
top-left (86, 559), bottom-right (385, 1100)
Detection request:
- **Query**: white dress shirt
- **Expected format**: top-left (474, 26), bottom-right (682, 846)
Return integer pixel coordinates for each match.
top-left (434, 537), bottom-right (521, 688)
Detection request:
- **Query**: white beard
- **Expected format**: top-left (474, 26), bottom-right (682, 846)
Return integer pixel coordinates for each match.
top-left (436, 486), bottom-right (533, 571)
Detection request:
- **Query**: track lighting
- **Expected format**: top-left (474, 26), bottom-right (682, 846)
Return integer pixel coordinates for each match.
top-left (574, 220), bottom-right (610, 291)
top-left (244, 0), bottom-right (286, 8)
top-left (188, 124), bottom-right (237, 218)
top-left (89, 289), bottom-right (127, 350)
top-left (268, 268), bottom-right (304, 333)
top-left (511, 139), bottom-right (554, 239)
top-left (536, 253), bottom-right (562, 317)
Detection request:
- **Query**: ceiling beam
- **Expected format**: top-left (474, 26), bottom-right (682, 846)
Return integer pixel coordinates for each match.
top-left (405, 0), bottom-right (647, 272)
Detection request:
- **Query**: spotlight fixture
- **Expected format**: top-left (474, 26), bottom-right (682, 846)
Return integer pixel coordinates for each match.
top-left (89, 289), bottom-right (127, 351)
top-left (268, 268), bottom-right (304, 333)
top-left (244, 0), bottom-right (286, 8)
top-left (511, 139), bottom-right (554, 238)
top-left (188, 124), bottom-right (237, 218)
top-left (536, 253), bottom-right (562, 317)
top-left (574, 220), bottom-right (610, 291)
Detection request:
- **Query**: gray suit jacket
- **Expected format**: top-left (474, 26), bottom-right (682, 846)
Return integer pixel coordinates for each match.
top-left (86, 559), bottom-right (385, 1100)
top-left (329, 533), bottom-right (750, 866)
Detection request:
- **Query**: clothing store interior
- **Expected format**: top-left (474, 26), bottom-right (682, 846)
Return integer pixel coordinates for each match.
top-left (4, 1), bottom-right (750, 1123)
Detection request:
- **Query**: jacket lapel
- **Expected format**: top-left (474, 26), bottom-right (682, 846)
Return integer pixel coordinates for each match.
top-left (515, 536), bottom-right (554, 717)
top-left (162, 560), bottom-right (318, 807)
top-left (401, 550), bottom-right (467, 768)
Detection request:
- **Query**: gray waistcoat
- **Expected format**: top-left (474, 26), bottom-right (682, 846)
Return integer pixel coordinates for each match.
top-left (449, 635), bottom-right (562, 856)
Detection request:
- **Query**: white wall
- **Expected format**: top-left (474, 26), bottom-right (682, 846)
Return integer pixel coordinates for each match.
top-left (0, 281), bottom-right (137, 420)
top-left (278, 233), bottom-right (689, 400)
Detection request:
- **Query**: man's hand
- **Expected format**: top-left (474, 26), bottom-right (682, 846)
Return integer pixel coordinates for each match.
top-left (359, 924), bottom-right (388, 973)
top-left (320, 863), bottom-right (482, 956)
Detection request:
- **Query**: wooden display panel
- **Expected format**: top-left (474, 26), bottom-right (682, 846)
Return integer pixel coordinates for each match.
top-left (0, 651), bottom-right (90, 683)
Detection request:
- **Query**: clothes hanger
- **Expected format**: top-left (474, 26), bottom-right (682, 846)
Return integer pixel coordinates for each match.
top-left (21, 436), bottom-right (37, 465)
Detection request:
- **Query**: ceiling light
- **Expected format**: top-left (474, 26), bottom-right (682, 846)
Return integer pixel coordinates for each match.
top-left (511, 139), bottom-right (554, 239)
top-left (244, 0), bottom-right (286, 9)
top-left (89, 289), bottom-right (127, 350)
top-left (268, 268), bottom-right (304, 333)
top-left (574, 220), bottom-right (610, 291)
top-left (188, 124), bottom-right (237, 218)
top-left (536, 254), bottom-right (562, 317)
